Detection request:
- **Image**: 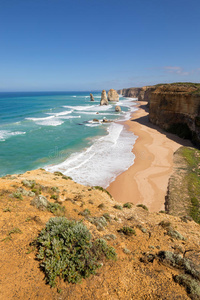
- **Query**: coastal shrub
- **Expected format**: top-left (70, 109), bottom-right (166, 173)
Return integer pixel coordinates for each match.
top-left (98, 203), bottom-right (105, 209)
top-left (31, 195), bottom-right (65, 216)
top-left (54, 171), bottom-right (63, 176)
top-left (17, 187), bottom-right (35, 197)
top-left (158, 221), bottom-right (185, 240)
top-left (137, 204), bottom-right (148, 211)
top-left (22, 179), bottom-right (36, 188)
top-left (158, 251), bottom-right (200, 281)
top-left (35, 217), bottom-right (117, 287)
top-left (123, 202), bottom-right (133, 209)
top-left (103, 213), bottom-right (111, 222)
top-left (89, 216), bottom-right (107, 231)
top-left (174, 274), bottom-right (200, 299)
top-left (51, 186), bottom-right (59, 192)
top-left (113, 204), bottom-right (123, 210)
top-left (118, 226), bottom-right (136, 236)
top-left (48, 202), bottom-right (65, 216)
top-left (93, 186), bottom-right (112, 198)
top-left (12, 192), bottom-right (23, 200)
top-left (78, 208), bottom-right (91, 217)
top-left (3, 207), bottom-right (11, 212)
top-left (31, 195), bottom-right (49, 210)
top-left (8, 227), bottom-right (22, 236)
top-left (50, 194), bottom-right (59, 201)
top-left (62, 175), bottom-right (72, 180)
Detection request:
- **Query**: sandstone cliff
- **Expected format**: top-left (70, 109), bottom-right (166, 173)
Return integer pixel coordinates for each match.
top-left (107, 89), bottom-right (119, 101)
top-left (119, 82), bottom-right (200, 146)
top-left (118, 87), bottom-right (142, 98)
top-left (118, 86), bottom-right (155, 101)
top-left (149, 83), bottom-right (200, 146)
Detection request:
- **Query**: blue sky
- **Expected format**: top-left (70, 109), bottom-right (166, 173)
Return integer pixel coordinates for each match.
top-left (0, 0), bottom-right (199, 91)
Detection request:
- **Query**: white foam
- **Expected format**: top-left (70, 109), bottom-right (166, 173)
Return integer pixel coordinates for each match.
top-left (0, 130), bottom-right (26, 141)
top-left (46, 123), bottom-right (137, 188)
top-left (63, 104), bottom-right (112, 112)
top-left (26, 116), bottom-right (64, 126)
top-left (76, 111), bottom-right (118, 116)
top-left (59, 115), bottom-right (81, 120)
top-left (46, 110), bottom-right (73, 117)
top-left (85, 123), bottom-right (102, 127)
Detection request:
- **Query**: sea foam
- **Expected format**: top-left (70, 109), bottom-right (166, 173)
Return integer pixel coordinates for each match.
top-left (0, 130), bottom-right (26, 142)
top-left (46, 122), bottom-right (137, 188)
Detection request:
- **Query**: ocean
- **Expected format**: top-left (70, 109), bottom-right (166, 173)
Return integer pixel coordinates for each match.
top-left (0, 91), bottom-right (137, 187)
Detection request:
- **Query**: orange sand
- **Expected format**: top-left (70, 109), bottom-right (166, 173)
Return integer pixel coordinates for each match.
top-left (107, 101), bottom-right (192, 212)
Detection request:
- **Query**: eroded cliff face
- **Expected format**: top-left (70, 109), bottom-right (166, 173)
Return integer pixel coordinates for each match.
top-left (118, 82), bottom-right (200, 146)
top-left (118, 87), bottom-right (142, 98)
top-left (149, 84), bottom-right (200, 146)
top-left (118, 86), bottom-right (155, 101)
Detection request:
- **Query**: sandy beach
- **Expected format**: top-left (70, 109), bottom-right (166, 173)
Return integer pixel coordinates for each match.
top-left (107, 101), bottom-right (191, 212)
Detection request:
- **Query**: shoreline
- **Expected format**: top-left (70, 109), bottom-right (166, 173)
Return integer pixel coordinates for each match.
top-left (107, 100), bottom-right (192, 212)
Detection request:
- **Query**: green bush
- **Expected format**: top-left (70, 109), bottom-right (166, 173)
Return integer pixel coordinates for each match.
top-left (113, 205), bottom-right (123, 210)
top-left (123, 202), bottom-right (133, 209)
top-left (137, 204), bottom-right (148, 211)
top-left (50, 194), bottom-right (59, 201)
top-left (78, 208), bottom-right (91, 216)
top-left (118, 226), bottom-right (136, 236)
top-left (93, 186), bottom-right (112, 198)
top-left (48, 202), bottom-right (65, 216)
top-left (103, 213), bottom-right (111, 222)
top-left (35, 217), bottom-right (117, 287)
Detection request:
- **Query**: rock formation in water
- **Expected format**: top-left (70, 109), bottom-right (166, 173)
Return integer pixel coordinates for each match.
top-left (115, 105), bottom-right (121, 112)
top-left (90, 93), bottom-right (94, 101)
top-left (107, 89), bottom-right (119, 102)
top-left (100, 90), bottom-right (108, 105)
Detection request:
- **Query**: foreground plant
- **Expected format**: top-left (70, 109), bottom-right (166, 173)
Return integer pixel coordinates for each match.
top-left (35, 217), bottom-right (117, 287)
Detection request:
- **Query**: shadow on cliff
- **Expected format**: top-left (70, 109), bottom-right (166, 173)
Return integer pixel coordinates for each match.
top-left (131, 104), bottom-right (193, 147)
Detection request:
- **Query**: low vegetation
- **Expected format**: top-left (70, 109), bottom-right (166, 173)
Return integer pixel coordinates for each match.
top-left (118, 226), bottom-right (136, 236)
top-left (35, 217), bottom-right (117, 287)
top-left (137, 204), bottom-right (148, 211)
top-left (93, 186), bottom-right (112, 198)
top-left (167, 147), bottom-right (200, 224)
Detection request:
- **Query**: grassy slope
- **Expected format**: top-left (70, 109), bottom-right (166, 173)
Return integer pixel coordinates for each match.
top-left (167, 147), bottom-right (200, 224)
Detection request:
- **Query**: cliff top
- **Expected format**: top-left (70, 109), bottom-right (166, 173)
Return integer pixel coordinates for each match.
top-left (0, 169), bottom-right (199, 299)
top-left (154, 82), bottom-right (200, 95)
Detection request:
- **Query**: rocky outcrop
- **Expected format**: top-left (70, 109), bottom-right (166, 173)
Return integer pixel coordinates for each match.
top-left (118, 86), bottom-right (156, 101)
top-left (100, 90), bottom-right (108, 105)
top-left (115, 105), bottom-right (121, 112)
top-left (149, 83), bottom-right (200, 146)
top-left (90, 93), bottom-right (94, 101)
top-left (107, 89), bottom-right (119, 102)
top-left (118, 87), bottom-right (142, 98)
top-left (138, 86), bottom-right (156, 101)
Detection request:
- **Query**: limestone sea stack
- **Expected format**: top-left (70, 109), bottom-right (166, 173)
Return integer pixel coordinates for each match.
top-left (107, 89), bottom-right (119, 102)
top-left (100, 90), bottom-right (108, 105)
top-left (90, 93), bottom-right (94, 101)
top-left (115, 105), bottom-right (121, 112)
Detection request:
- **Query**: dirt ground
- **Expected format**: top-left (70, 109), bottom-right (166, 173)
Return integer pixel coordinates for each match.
top-left (0, 169), bottom-right (199, 299)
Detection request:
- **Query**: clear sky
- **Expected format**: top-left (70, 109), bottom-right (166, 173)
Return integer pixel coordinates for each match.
top-left (0, 0), bottom-right (200, 91)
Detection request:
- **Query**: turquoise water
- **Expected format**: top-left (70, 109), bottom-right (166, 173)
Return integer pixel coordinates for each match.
top-left (0, 91), bottom-right (137, 187)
